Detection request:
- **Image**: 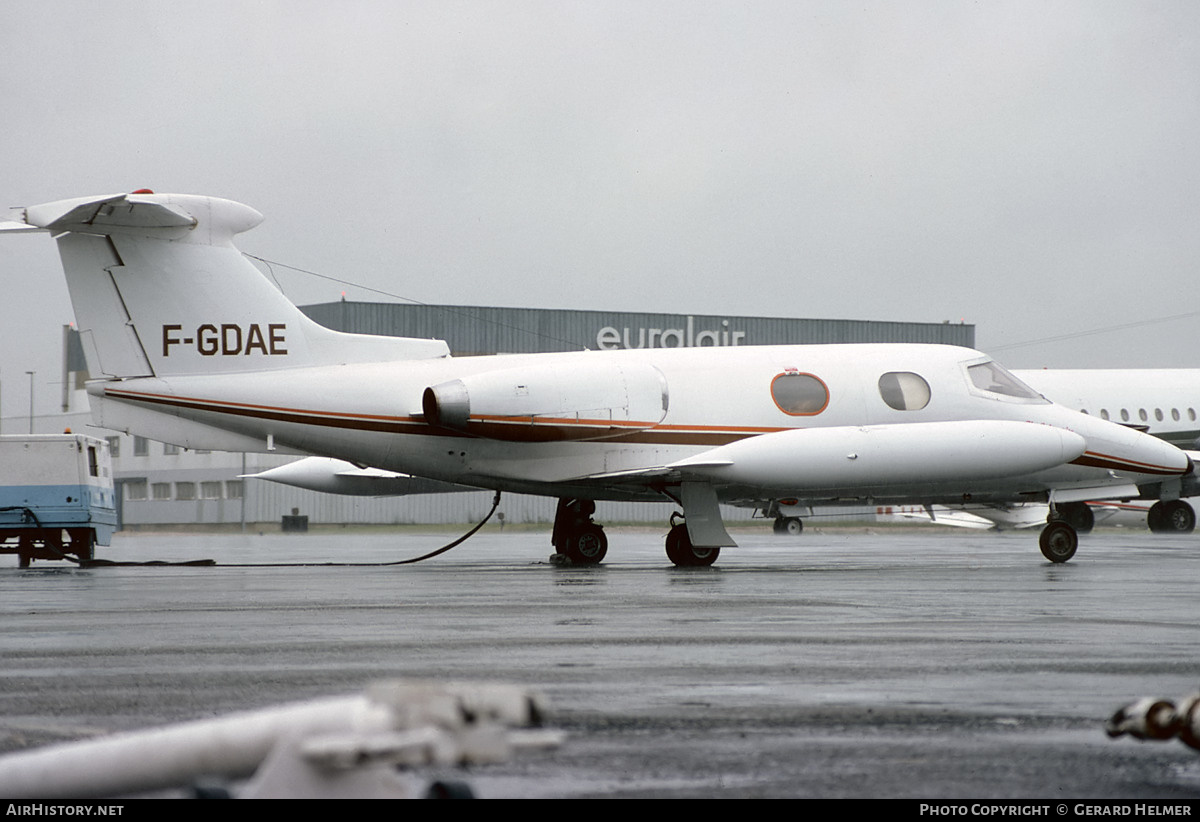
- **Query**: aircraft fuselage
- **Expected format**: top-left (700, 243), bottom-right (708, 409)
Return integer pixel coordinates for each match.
top-left (87, 342), bottom-right (1186, 508)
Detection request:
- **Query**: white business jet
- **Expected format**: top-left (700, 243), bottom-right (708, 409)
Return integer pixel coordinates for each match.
top-left (2, 191), bottom-right (1191, 565)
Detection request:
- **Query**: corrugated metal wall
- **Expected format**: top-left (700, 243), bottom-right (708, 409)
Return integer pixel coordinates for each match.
top-left (301, 302), bottom-right (974, 355)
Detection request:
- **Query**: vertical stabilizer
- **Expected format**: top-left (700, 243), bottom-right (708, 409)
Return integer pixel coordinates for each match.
top-left (5, 192), bottom-right (448, 379)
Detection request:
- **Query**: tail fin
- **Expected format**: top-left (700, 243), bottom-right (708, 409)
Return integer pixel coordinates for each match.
top-left (4, 191), bottom-right (448, 379)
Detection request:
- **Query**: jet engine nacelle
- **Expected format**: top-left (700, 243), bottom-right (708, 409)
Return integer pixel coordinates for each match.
top-left (423, 362), bottom-right (669, 442)
top-left (671, 420), bottom-right (1088, 490)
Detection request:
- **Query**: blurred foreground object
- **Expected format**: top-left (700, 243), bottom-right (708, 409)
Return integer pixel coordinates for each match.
top-left (0, 680), bottom-right (562, 798)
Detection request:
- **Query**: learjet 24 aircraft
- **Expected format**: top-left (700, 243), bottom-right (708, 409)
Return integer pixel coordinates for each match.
top-left (2, 191), bottom-right (1191, 565)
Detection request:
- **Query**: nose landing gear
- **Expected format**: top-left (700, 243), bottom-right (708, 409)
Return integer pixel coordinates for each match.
top-left (1039, 519), bottom-right (1078, 563)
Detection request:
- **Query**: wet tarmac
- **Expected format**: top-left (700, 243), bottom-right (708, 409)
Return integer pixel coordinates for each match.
top-left (1, 525), bottom-right (1199, 798)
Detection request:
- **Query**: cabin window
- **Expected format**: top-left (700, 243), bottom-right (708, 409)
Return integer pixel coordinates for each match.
top-left (1155, 408), bottom-right (1163, 422)
top-left (1100, 409), bottom-right (1110, 420)
top-left (966, 361), bottom-right (1043, 401)
top-left (1190, 408), bottom-right (1197, 422)
top-left (1120, 409), bottom-right (1130, 422)
top-left (1139, 408), bottom-right (1148, 422)
top-left (878, 372), bottom-right (931, 411)
top-left (770, 372), bottom-right (829, 416)
top-left (1172, 408), bottom-right (1181, 421)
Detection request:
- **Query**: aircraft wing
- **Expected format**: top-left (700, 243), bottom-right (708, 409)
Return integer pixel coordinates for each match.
top-left (876, 506), bottom-right (998, 529)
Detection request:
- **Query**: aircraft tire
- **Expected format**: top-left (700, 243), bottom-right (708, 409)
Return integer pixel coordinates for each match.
top-left (1053, 502), bottom-right (1094, 534)
top-left (1161, 500), bottom-right (1196, 534)
top-left (563, 524), bottom-right (607, 565)
top-left (426, 780), bottom-right (476, 799)
top-left (1147, 502), bottom-right (1165, 532)
top-left (774, 516), bottom-right (803, 536)
top-left (1039, 520), bottom-right (1078, 563)
top-left (665, 523), bottom-right (720, 567)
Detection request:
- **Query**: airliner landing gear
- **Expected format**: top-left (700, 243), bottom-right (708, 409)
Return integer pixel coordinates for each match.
top-left (665, 513), bottom-right (720, 567)
top-left (772, 516), bottom-right (803, 536)
top-left (1051, 501), bottom-right (1094, 534)
top-left (1147, 500), bottom-right (1195, 534)
top-left (1039, 520), bottom-right (1078, 563)
top-left (551, 498), bottom-right (607, 565)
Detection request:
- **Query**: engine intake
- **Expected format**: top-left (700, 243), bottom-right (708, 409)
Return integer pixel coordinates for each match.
top-left (422, 381), bottom-right (470, 430)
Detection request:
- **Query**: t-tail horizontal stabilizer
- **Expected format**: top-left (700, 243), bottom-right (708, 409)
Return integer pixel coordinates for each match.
top-left (4, 191), bottom-right (450, 380)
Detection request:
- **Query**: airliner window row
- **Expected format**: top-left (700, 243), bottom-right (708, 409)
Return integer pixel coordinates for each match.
top-left (1084, 408), bottom-right (1196, 424)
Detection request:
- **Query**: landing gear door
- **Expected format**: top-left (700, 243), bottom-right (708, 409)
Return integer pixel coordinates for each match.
top-left (680, 482), bottom-right (737, 548)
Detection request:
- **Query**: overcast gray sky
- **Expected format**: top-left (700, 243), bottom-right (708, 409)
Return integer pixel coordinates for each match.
top-left (3, 1), bottom-right (1198, 420)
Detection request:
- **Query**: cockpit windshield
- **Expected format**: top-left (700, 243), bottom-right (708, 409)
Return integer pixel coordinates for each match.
top-left (966, 361), bottom-right (1047, 402)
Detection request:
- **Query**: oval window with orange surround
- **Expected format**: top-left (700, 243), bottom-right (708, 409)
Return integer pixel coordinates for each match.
top-left (770, 372), bottom-right (829, 416)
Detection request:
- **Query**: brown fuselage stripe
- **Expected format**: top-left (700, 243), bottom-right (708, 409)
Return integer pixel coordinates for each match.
top-left (103, 389), bottom-right (771, 446)
top-left (1069, 453), bottom-right (1183, 476)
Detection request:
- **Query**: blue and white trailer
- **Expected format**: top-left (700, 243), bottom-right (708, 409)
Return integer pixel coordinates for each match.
top-left (0, 434), bottom-right (117, 566)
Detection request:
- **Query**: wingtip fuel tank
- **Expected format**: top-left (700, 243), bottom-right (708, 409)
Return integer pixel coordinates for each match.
top-left (669, 420), bottom-right (1089, 492)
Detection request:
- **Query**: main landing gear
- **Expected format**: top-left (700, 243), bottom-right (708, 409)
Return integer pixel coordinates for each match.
top-left (551, 500), bottom-right (722, 568)
top-left (665, 512), bottom-right (720, 567)
top-left (551, 498), bottom-right (607, 565)
top-left (1147, 500), bottom-right (1196, 534)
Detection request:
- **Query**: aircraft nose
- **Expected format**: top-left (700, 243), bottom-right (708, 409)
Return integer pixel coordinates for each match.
top-left (1074, 425), bottom-right (1192, 477)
